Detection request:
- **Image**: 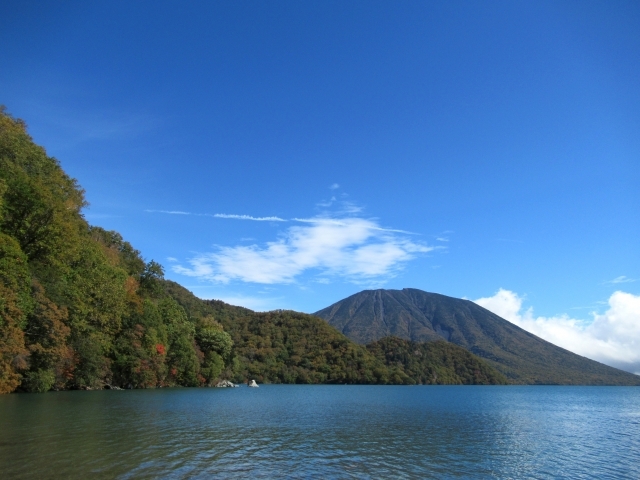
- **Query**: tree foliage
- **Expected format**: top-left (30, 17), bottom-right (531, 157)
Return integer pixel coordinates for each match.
top-left (0, 232), bottom-right (30, 393)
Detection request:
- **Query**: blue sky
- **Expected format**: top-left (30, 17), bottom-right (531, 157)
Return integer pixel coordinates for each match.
top-left (2, 1), bottom-right (639, 368)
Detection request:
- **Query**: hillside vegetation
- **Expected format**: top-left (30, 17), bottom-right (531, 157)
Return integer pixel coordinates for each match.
top-left (168, 281), bottom-right (511, 385)
top-left (164, 281), bottom-right (409, 384)
top-left (367, 337), bottom-right (508, 385)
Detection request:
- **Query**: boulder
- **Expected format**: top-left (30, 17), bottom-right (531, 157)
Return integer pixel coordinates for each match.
top-left (215, 380), bottom-right (238, 388)
top-left (103, 384), bottom-right (123, 390)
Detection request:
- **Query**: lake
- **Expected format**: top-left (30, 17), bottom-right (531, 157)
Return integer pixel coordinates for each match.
top-left (1, 386), bottom-right (639, 479)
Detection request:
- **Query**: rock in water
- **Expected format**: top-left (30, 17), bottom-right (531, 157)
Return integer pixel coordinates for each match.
top-left (248, 380), bottom-right (259, 388)
top-left (215, 380), bottom-right (238, 388)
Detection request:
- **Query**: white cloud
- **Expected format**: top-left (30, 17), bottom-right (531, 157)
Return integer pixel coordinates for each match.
top-left (146, 209), bottom-right (190, 215)
top-left (293, 217), bottom-right (417, 235)
top-left (213, 213), bottom-right (286, 222)
top-left (605, 275), bottom-right (636, 284)
top-left (316, 196), bottom-right (336, 207)
top-left (474, 289), bottom-right (640, 375)
top-left (173, 217), bottom-right (434, 285)
top-left (329, 183), bottom-right (340, 190)
top-left (145, 209), bottom-right (286, 221)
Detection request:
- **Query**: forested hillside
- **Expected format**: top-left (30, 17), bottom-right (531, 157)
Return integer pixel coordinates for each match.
top-left (165, 282), bottom-right (508, 385)
top-left (165, 281), bottom-right (410, 384)
top-left (0, 108), bottom-right (233, 393)
top-left (367, 337), bottom-right (508, 385)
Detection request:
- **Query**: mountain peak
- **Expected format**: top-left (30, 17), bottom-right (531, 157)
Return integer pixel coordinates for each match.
top-left (314, 288), bottom-right (640, 385)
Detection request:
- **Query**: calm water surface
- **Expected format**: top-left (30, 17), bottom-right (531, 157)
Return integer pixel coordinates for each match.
top-left (1, 386), bottom-right (639, 479)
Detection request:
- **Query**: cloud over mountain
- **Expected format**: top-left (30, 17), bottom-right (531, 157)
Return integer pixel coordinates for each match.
top-left (475, 289), bottom-right (640, 374)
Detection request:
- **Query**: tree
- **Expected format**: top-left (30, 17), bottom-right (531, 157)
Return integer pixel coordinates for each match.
top-left (0, 109), bottom-right (86, 266)
top-left (160, 298), bottom-right (201, 386)
top-left (0, 233), bottom-right (30, 393)
top-left (22, 281), bottom-right (72, 392)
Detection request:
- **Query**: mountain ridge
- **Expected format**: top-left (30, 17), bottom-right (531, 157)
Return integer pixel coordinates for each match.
top-left (315, 288), bottom-right (640, 385)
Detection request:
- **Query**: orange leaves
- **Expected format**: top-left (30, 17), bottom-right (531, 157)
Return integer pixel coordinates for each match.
top-left (124, 276), bottom-right (143, 313)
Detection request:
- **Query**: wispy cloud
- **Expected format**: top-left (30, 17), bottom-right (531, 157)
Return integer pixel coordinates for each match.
top-left (338, 201), bottom-right (363, 215)
top-left (173, 216), bottom-right (435, 285)
top-left (292, 217), bottom-right (418, 235)
top-left (146, 209), bottom-right (191, 215)
top-left (433, 231), bottom-right (453, 242)
top-left (475, 289), bottom-right (640, 375)
top-left (329, 183), bottom-right (340, 190)
top-left (145, 209), bottom-right (286, 221)
top-left (316, 196), bottom-right (337, 207)
top-left (604, 276), bottom-right (636, 284)
top-left (213, 214), bottom-right (286, 221)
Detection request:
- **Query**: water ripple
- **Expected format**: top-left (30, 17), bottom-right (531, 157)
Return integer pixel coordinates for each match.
top-left (1, 386), bottom-right (639, 479)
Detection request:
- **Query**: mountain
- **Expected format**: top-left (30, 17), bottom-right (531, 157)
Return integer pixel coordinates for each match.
top-left (314, 288), bottom-right (640, 385)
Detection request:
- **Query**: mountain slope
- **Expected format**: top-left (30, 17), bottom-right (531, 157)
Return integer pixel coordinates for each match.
top-left (315, 288), bottom-right (640, 385)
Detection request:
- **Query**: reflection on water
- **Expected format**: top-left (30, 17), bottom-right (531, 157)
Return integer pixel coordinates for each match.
top-left (1, 386), bottom-right (639, 479)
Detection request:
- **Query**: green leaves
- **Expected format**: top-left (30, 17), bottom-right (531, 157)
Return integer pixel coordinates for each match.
top-left (64, 242), bottom-right (128, 336)
top-left (0, 112), bottom-right (86, 267)
top-left (196, 316), bottom-right (233, 359)
top-left (0, 233), bottom-right (32, 324)
top-left (22, 369), bottom-right (55, 393)
top-left (139, 260), bottom-right (165, 297)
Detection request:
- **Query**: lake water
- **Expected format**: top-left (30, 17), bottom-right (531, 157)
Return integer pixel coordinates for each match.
top-left (1, 386), bottom-right (639, 479)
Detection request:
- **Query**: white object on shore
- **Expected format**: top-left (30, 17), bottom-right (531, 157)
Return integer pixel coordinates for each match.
top-left (215, 380), bottom-right (239, 388)
top-left (248, 380), bottom-right (259, 388)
